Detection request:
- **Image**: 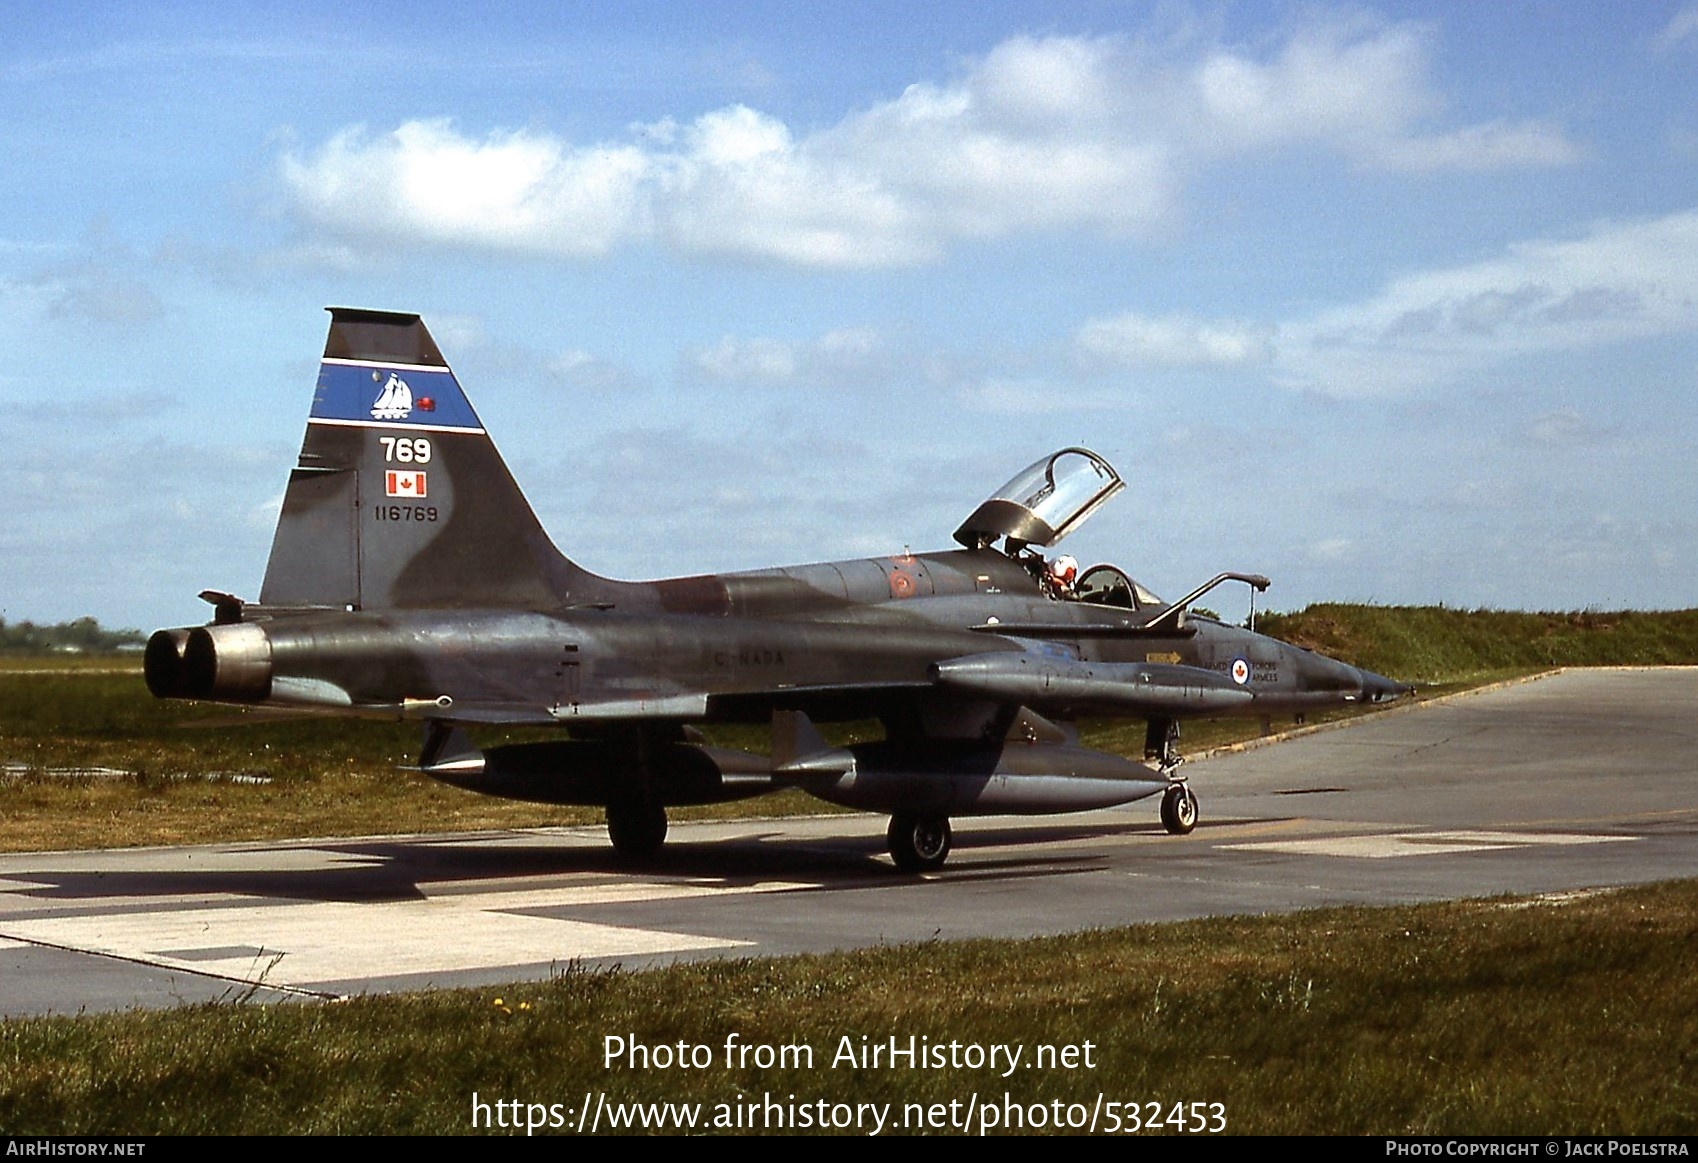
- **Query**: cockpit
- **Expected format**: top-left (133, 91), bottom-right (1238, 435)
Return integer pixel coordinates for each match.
top-left (954, 448), bottom-right (1163, 607)
top-left (1073, 563), bottom-right (1164, 610)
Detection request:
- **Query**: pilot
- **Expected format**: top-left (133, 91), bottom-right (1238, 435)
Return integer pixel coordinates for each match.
top-left (1047, 554), bottom-right (1079, 598)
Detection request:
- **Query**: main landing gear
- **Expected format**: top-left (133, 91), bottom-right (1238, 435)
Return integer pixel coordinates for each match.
top-left (604, 725), bottom-right (672, 862)
top-left (606, 797), bottom-right (668, 861)
top-left (1148, 717), bottom-right (1199, 835)
top-left (888, 814), bottom-right (952, 872)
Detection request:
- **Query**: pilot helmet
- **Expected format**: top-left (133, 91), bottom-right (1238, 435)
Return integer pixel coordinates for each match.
top-left (1049, 554), bottom-right (1079, 587)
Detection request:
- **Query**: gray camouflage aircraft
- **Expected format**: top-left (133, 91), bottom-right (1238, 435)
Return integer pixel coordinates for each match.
top-left (146, 309), bottom-right (1409, 870)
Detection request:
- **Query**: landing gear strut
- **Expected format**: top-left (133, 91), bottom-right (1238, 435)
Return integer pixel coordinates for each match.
top-left (605, 725), bottom-right (671, 861)
top-left (1145, 718), bottom-right (1183, 776)
top-left (1148, 718), bottom-right (1198, 834)
top-left (888, 814), bottom-right (952, 872)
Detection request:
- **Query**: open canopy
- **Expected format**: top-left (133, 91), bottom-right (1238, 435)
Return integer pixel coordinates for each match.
top-left (954, 447), bottom-right (1124, 552)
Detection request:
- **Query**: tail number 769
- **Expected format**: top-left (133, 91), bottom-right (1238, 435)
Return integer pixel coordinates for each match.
top-left (379, 436), bottom-right (432, 463)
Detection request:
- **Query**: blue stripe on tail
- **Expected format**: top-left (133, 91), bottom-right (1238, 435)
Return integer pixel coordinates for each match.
top-left (311, 361), bottom-right (485, 432)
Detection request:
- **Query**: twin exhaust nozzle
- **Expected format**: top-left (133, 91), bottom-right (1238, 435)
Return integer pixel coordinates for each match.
top-left (145, 624), bottom-right (272, 701)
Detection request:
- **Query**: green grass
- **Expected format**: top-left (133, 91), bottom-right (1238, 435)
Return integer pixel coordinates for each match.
top-left (0, 667), bottom-right (873, 850)
top-left (3, 880), bottom-right (1694, 1134)
top-left (1256, 605), bottom-right (1698, 685)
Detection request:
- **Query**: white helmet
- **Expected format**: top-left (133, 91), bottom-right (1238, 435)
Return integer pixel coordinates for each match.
top-left (1049, 554), bottom-right (1079, 587)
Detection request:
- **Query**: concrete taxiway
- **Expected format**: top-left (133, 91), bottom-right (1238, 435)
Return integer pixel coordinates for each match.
top-left (2, 667), bottom-right (1695, 1017)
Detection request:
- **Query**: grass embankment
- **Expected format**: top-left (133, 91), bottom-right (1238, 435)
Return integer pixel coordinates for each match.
top-left (3, 880), bottom-right (1695, 1134)
top-left (2, 606), bottom-right (1695, 852)
top-left (1257, 605), bottom-right (1698, 684)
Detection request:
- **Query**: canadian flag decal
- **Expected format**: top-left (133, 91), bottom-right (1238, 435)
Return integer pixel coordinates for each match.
top-left (386, 470), bottom-right (427, 498)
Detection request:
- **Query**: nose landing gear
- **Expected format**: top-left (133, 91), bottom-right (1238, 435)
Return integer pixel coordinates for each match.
top-left (1159, 782), bottom-right (1198, 835)
top-left (1148, 717), bottom-right (1198, 835)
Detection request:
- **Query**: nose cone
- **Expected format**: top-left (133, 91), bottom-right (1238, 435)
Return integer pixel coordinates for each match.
top-left (1357, 668), bottom-right (1414, 705)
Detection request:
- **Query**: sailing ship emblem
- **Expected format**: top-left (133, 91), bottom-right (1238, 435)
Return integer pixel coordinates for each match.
top-left (371, 373), bottom-right (413, 420)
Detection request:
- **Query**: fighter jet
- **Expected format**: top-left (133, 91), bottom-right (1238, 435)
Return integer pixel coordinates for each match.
top-left (145, 309), bottom-right (1409, 871)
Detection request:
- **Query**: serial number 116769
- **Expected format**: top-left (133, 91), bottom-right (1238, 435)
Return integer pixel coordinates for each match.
top-left (374, 505), bottom-right (439, 522)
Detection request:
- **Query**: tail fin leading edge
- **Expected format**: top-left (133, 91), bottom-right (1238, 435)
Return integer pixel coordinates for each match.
top-left (259, 308), bottom-right (580, 611)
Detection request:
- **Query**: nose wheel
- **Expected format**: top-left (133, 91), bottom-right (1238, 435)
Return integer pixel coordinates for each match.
top-left (1160, 782), bottom-right (1198, 835)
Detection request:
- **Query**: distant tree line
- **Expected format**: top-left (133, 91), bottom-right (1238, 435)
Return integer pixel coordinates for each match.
top-left (0, 616), bottom-right (145, 653)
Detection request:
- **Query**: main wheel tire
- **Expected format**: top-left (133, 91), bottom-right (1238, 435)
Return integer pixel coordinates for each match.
top-left (606, 799), bottom-right (668, 860)
top-left (1160, 784), bottom-right (1198, 835)
top-left (888, 814), bottom-right (952, 872)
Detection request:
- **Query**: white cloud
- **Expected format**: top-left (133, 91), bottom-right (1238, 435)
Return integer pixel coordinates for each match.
top-left (1075, 311), bottom-right (1274, 368)
top-left (5, 234), bottom-right (166, 329)
top-left (1655, 4), bottom-right (1698, 49)
top-left (1276, 209), bottom-right (1698, 395)
top-left (656, 105), bottom-right (924, 266)
top-left (1192, 20), bottom-right (1433, 149)
top-left (426, 313), bottom-right (487, 354)
top-left (690, 334), bottom-right (800, 383)
top-left (277, 18), bottom-right (1577, 269)
top-left (0, 275), bottom-right (64, 331)
top-left (1526, 407), bottom-right (1616, 446)
top-left (684, 325), bottom-right (905, 389)
top-left (1187, 24), bottom-right (1577, 171)
top-left (527, 424), bottom-right (952, 577)
top-left (281, 119), bottom-right (654, 258)
top-left (955, 377), bottom-right (1125, 414)
top-left (544, 349), bottom-right (644, 396)
top-left (1308, 537), bottom-right (1354, 562)
top-left (448, 329), bottom-right (648, 397)
top-left (1373, 119), bottom-right (1582, 172)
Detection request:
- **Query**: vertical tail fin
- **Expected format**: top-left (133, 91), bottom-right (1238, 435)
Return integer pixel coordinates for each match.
top-left (259, 308), bottom-right (587, 610)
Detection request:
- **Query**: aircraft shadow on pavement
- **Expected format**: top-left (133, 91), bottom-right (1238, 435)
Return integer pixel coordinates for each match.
top-left (0, 816), bottom-right (1254, 906)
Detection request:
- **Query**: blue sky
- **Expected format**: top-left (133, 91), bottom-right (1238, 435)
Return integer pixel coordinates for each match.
top-left (3, 2), bottom-right (1696, 631)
